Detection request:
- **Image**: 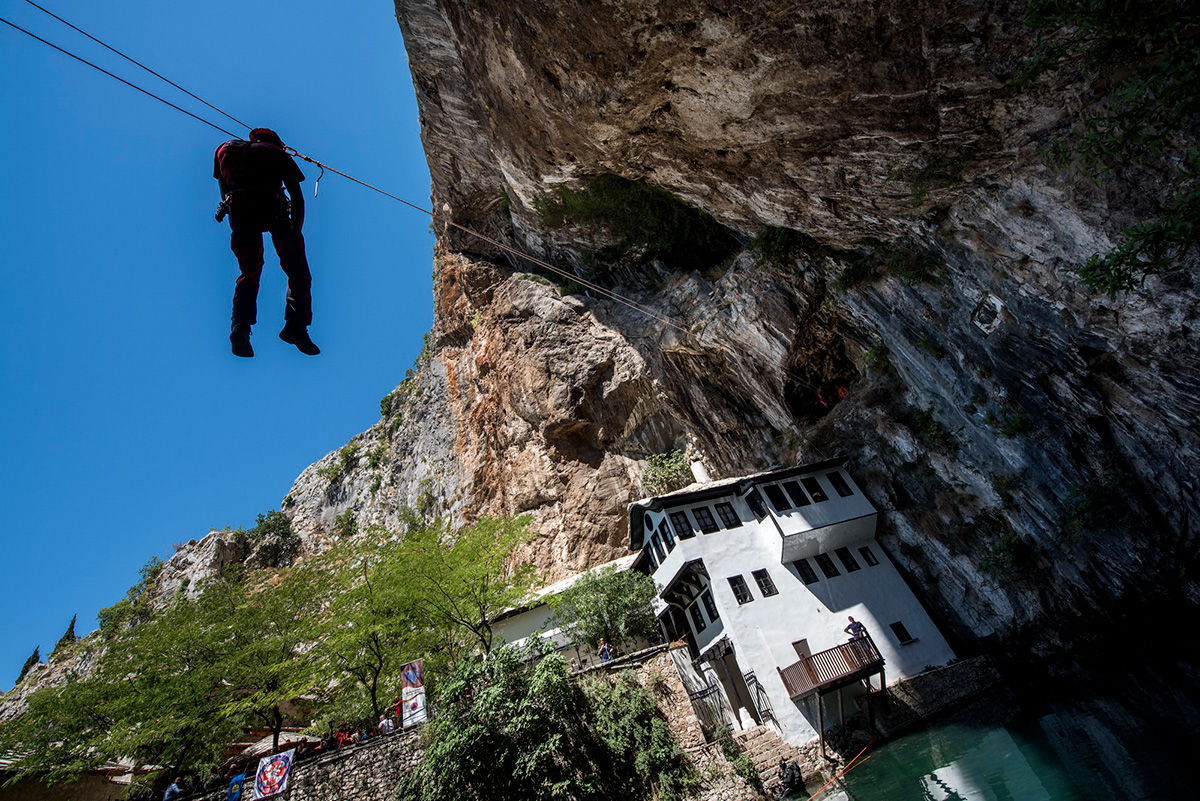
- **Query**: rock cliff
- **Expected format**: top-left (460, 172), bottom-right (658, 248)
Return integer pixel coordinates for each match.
top-left (282, 0), bottom-right (1198, 658)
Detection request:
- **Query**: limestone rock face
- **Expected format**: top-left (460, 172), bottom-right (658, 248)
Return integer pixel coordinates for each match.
top-left (156, 531), bottom-right (250, 601)
top-left (283, 0), bottom-right (1197, 651)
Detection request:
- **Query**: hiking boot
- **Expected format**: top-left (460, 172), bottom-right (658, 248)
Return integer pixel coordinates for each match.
top-left (230, 325), bottom-right (254, 358)
top-left (279, 325), bottom-right (320, 356)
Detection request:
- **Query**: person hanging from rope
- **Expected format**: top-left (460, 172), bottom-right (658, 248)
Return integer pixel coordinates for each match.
top-left (214, 127), bottom-right (319, 357)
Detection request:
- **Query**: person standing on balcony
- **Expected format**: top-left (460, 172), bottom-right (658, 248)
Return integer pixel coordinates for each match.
top-left (844, 616), bottom-right (866, 640)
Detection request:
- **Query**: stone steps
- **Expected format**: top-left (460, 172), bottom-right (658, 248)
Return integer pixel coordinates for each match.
top-left (734, 724), bottom-right (827, 784)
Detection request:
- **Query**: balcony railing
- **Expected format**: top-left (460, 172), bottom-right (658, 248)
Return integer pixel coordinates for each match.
top-left (777, 635), bottom-right (883, 700)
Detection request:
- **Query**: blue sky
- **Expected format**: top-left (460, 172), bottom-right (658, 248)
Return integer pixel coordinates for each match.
top-left (0, 0), bottom-right (434, 684)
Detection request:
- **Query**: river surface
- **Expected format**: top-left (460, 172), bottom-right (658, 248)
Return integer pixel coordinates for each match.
top-left (811, 689), bottom-right (1198, 801)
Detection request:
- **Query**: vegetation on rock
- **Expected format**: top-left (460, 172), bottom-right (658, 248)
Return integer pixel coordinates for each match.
top-left (51, 614), bottom-right (78, 657)
top-left (0, 514), bottom-right (539, 792)
top-left (834, 238), bottom-right (942, 290)
top-left (750, 226), bottom-right (822, 270)
top-left (16, 647), bottom-right (40, 685)
top-left (642, 450), bottom-right (693, 496)
top-left (535, 174), bottom-right (739, 273)
top-left (1019, 0), bottom-right (1200, 295)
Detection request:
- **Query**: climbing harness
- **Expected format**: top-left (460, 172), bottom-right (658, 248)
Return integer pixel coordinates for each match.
top-left (4, 0), bottom-right (845, 398)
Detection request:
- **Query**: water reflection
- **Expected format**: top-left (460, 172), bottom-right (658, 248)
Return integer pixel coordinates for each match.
top-left (811, 690), bottom-right (1196, 801)
top-left (826, 721), bottom-right (1085, 801)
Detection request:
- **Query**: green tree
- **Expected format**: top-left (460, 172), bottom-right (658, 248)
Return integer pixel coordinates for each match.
top-left (96, 556), bottom-right (165, 636)
top-left (398, 646), bottom-right (697, 801)
top-left (51, 615), bottom-right (78, 657)
top-left (402, 515), bottom-right (540, 654)
top-left (0, 569), bottom-right (323, 788)
top-left (16, 646), bottom-right (40, 684)
top-left (549, 567), bottom-right (657, 650)
top-left (309, 539), bottom-right (440, 723)
top-left (246, 509), bottom-right (300, 568)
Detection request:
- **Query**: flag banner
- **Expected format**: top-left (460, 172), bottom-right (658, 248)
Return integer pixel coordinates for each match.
top-left (400, 658), bottom-right (427, 728)
top-left (227, 773), bottom-right (246, 801)
top-left (252, 748), bottom-right (296, 799)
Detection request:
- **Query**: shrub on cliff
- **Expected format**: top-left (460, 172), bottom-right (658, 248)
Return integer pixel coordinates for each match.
top-left (534, 174), bottom-right (739, 274)
top-left (642, 450), bottom-right (693, 495)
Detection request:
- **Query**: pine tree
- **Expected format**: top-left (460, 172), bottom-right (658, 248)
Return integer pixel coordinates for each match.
top-left (52, 614), bottom-right (78, 656)
top-left (17, 646), bottom-right (40, 684)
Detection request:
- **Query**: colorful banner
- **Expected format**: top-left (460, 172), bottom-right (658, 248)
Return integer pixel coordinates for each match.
top-left (252, 748), bottom-right (295, 800)
top-left (227, 773), bottom-right (246, 801)
top-left (400, 658), bottom-right (427, 728)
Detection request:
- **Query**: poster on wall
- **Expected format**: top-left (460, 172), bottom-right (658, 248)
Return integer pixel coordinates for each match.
top-left (251, 748), bottom-right (296, 800)
top-left (227, 772), bottom-right (246, 801)
top-left (399, 658), bottom-right (427, 728)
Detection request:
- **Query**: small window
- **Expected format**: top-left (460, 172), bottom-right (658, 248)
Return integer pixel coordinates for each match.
top-left (670, 512), bottom-right (695, 539)
top-left (728, 575), bottom-right (753, 604)
top-left (692, 506), bottom-right (720, 534)
top-left (751, 569), bottom-right (778, 597)
top-left (644, 544), bottom-right (658, 570)
top-left (763, 485), bottom-right (792, 513)
top-left (835, 547), bottom-right (861, 572)
top-left (701, 588), bottom-right (719, 621)
top-left (814, 552), bottom-right (840, 579)
top-left (651, 534), bottom-right (666, 562)
top-left (689, 603), bottom-right (708, 633)
top-left (659, 520), bottom-right (675, 551)
top-left (714, 502), bottom-right (742, 529)
top-left (827, 471), bottom-right (854, 497)
top-left (801, 477), bottom-right (829, 502)
top-left (793, 558), bottom-right (819, 585)
top-left (889, 621), bottom-right (915, 645)
top-left (858, 545), bottom-right (879, 566)
top-left (782, 480), bottom-right (811, 507)
top-left (745, 490), bottom-right (767, 520)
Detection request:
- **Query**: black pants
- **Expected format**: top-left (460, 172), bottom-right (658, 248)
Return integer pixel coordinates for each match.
top-left (229, 205), bottom-right (312, 329)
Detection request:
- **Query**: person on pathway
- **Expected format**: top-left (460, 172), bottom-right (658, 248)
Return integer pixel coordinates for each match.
top-left (162, 777), bottom-right (183, 801)
top-left (214, 128), bottom-right (319, 357)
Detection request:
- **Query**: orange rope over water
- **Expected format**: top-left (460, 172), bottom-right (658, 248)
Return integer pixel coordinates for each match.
top-left (803, 741), bottom-right (873, 801)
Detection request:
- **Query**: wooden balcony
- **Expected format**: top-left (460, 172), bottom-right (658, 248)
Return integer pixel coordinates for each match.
top-left (777, 635), bottom-right (884, 700)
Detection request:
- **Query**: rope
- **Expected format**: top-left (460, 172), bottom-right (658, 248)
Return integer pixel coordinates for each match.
top-left (803, 741), bottom-right (873, 801)
top-left (0, 15), bottom-right (240, 139)
top-left (284, 147), bottom-right (689, 333)
top-left (20, 0), bottom-right (252, 132)
top-left (5, 3), bottom-right (838, 397)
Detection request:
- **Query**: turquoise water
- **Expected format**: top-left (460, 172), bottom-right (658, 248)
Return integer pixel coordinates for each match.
top-left (813, 695), bottom-right (1197, 801)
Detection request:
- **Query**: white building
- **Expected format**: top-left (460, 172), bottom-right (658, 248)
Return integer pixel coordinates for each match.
top-left (629, 457), bottom-right (956, 747)
top-left (492, 553), bottom-right (643, 669)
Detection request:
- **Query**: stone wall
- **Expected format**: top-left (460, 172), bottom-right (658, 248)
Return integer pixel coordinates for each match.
top-left (182, 648), bottom-right (764, 801)
top-left (187, 730), bottom-right (422, 801)
top-left (872, 655), bottom-right (1004, 738)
